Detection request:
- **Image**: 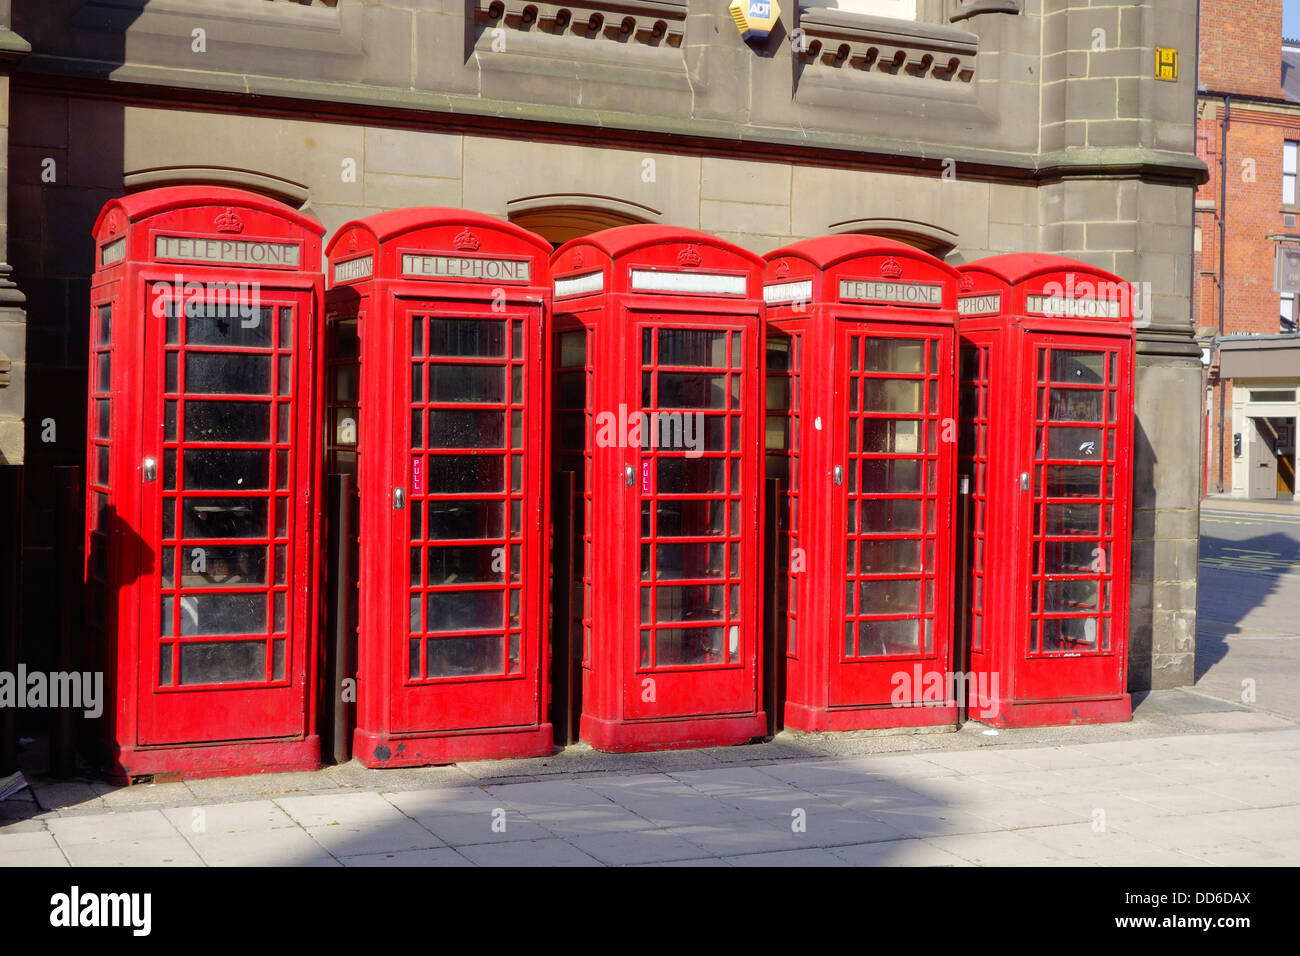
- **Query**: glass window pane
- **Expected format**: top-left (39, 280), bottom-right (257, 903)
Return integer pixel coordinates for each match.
top-left (1046, 427), bottom-right (1103, 460)
top-left (182, 499), bottom-right (267, 539)
top-left (862, 419), bottom-right (921, 454)
top-left (659, 373), bottom-right (728, 409)
top-left (186, 354), bottom-right (272, 395)
top-left (657, 458), bottom-right (726, 494)
top-left (1045, 503), bottom-right (1100, 536)
top-left (185, 304), bottom-right (273, 348)
top-left (858, 539), bottom-right (922, 574)
top-left (183, 449), bottom-right (270, 490)
top-left (558, 332), bottom-right (586, 369)
top-left (1051, 350), bottom-right (1105, 384)
top-left (858, 578), bottom-right (921, 615)
top-left (179, 640), bottom-right (267, 684)
top-left (1045, 579), bottom-right (1100, 613)
top-left (860, 498), bottom-right (922, 533)
top-left (426, 589), bottom-right (502, 631)
top-left (429, 365), bottom-right (505, 404)
top-left (860, 459), bottom-right (922, 494)
top-left (655, 627), bottom-right (723, 666)
top-left (178, 593), bottom-right (265, 636)
top-left (426, 636), bottom-right (504, 676)
top-left (427, 319), bottom-right (506, 357)
top-left (428, 410), bottom-right (505, 448)
top-left (656, 585), bottom-right (725, 622)
top-left (656, 499), bottom-right (727, 537)
top-left (1044, 465), bottom-right (1102, 498)
top-left (856, 619), bottom-right (920, 656)
top-left (427, 500), bottom-right (504, 540)
top-left (655, 542), bottom-right (726, 580)
top-left (426, 544), bottom-right (506, 585)
top-left (426, 455), bottom-right (504, 494)
top-left (181, 545), bottom-right (268, 587)
top-left (862, 340), bottom-right (924, 374)
top-left (182, 401), bottom-right (270, 444)
top-left (1049, 390), bottom-right (1103, 422)
top-left (862, 380), bottom-right (921, 413)
top-left (658, 329), bottom-right (727, 367)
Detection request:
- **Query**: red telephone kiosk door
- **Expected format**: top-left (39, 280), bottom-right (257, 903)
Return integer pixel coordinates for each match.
top-left (551, 227), bottom-right (768, 752)
top-left (87, 187), bottom-right (325, 781)
top-left (764, 237), bottom-right (960, 731)
top-left (325, 210), bottom-right (554, 766)
top-left (957, 255), bottom-right (1135, 726)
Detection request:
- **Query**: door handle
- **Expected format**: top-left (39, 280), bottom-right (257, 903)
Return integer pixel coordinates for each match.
top-left (625, 465), bottom-right (635, 488)
top-left (393, 487), bottom-right (405, 510)
top-left (142, 457), bottom-right (157, 482)
top-left (833, 466), bottom-right (843, 486)
top-left (1020, 472), bottom-right (1030, 491)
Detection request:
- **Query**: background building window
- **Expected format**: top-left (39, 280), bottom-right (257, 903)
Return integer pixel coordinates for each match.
top-left (1285, 140), bottom-right (1298, 205)
top-left (1281, 292), bottom-right (1297, 333)
top-left (805, 0), bottom-right (918, 18)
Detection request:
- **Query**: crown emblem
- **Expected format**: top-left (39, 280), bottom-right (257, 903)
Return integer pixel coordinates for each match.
top-left (215, 208), bottom-right (244, 234)
top-left (346, 232), bottom-right (358, 253)
top-left (105, 212), bottom-right (121, 236)
top-left (454, 228), bottom-right (481, 251)
top-left (958, 273), bottom-right (975, 292)
top-left (774, 260), bottom-right (790, 278)
top-left (880, 257), bottom-right (903, 279)
top-left (573, 249), bottom-right (585, 268)
top-left (678, 245), bottom-right (702, 267)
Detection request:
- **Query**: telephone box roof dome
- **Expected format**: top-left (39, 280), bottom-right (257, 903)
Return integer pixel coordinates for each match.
top-left (960, 253), bottom-right (1124, 286)
top-left (326, 208), bottom-right (551, 254)
top-left (767, 234), bottom-right (959, 274)
top-left (559, 224), bottom-right (765, 267)
top-left (93, 185), bottom-right (324, 236)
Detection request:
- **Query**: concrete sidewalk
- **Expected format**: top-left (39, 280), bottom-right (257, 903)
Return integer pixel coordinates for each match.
top-left (3, 706), bottom-right (1297, 866)
top-left (1202, 495), bottom-right (1300, 517)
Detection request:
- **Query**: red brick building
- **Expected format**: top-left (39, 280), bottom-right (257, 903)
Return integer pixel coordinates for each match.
top-left (1198, 0), bottom-right (1300, 499)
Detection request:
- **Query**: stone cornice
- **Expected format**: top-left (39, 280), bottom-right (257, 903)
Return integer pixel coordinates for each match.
top-left (796, 8), bottom-right (977, 81)
top-left (16, 66), bottom-right (1209, 187)
top-left (474, 0), bottom-right (686, 48)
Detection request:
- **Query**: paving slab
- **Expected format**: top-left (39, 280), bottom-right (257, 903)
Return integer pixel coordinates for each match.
top-left (829, 838), bottom-right (973, 867)
top-left (455, 838), bottom-right (602, 867)
top-left (184, 828), bottom-right (339, 867)
top-left (342, 848), bottom-right (474, 867)
top-left (415, 809), bottom-right (554, 846)
top-left (61, 836), bottom-right (205, 867)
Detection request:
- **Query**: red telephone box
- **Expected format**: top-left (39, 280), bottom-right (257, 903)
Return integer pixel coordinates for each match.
top-left (324, 210), bottom-right (553, 766)
top-left (86, 186), bottom-right (325, 780)
top-left (551, 226), bottom-right (767, 752)
top-left (956, 255), bottom-right (1135, 726)
top-left (763, 236), bottom-right (960, 731)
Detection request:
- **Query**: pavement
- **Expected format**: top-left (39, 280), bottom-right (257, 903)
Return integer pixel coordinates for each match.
top-left (1, 506), bottom-right (1298, 867)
